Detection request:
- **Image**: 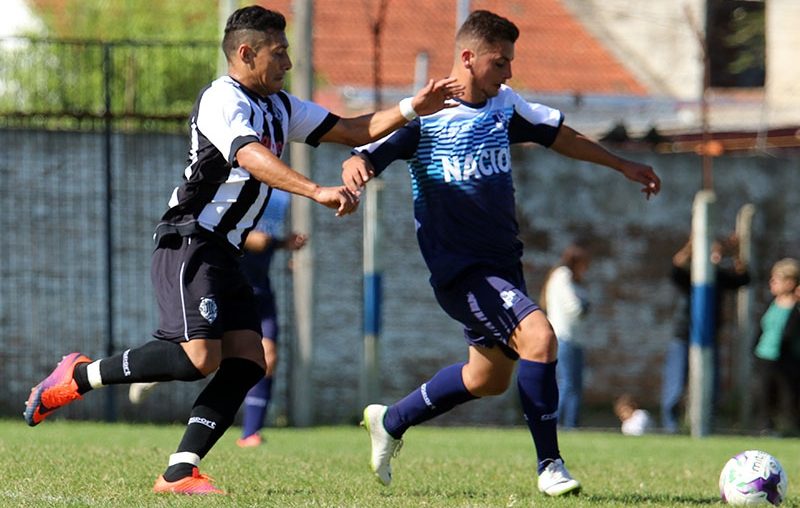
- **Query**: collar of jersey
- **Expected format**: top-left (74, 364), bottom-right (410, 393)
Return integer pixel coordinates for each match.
top-left (225, 75), bottom-right (270, 102)
top-left (453, 97), bottom-right (488, 109)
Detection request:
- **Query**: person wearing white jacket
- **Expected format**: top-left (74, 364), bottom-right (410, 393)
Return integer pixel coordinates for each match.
top-left (541, 245), bottom-right (591, 429)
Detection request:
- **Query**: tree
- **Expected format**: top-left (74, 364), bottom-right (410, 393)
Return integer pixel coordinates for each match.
top-left (1, 0), bottom-right (222, 127)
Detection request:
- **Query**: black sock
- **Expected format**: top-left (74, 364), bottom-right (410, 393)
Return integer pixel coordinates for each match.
top-left (73, 363), bottom-right (92, 395)
top-left (73, 340), bottom-right (205, 393)
top-left (164, 358), bottom-right (264, 481)
top-left (163, 463), bottom-right (196, 482)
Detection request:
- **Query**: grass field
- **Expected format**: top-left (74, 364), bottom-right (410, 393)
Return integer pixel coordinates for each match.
top-left (1, 419), bottom-right (798, 507)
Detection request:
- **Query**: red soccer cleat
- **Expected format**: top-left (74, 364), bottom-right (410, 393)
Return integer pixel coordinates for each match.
top-left (24, 352), bottom-right (91, 427)
top-left (153, 468), bottom-right (225, 495)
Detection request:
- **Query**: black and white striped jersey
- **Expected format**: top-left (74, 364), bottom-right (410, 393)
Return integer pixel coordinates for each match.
top-left (157, 75), bottom-right (339, 253)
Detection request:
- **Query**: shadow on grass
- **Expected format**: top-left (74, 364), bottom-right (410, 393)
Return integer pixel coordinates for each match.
top-left (583, 492), bottom-right (720, 505)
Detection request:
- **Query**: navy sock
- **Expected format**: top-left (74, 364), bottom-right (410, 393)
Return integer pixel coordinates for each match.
top-left (164, 358), bottom-right (264, 481)
top-left (383, 362), bottom-right (477, 439)
top-left (73, 340), bottom-right (204, 394)
top-left (241, 376), bottom-right (273, 438)
top-left (517, 359), bottom-right (561, 473)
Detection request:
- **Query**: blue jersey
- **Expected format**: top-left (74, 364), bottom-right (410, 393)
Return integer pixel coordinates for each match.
top-left (357, 85), bottom-right (563, 288)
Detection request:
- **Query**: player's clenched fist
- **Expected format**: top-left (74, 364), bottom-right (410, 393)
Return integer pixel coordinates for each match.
top-left (312, 186), bottom-right (360, 216)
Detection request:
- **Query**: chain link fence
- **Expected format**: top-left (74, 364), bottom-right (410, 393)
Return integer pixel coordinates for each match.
top-left (0, 38), bottom-right (297, 423)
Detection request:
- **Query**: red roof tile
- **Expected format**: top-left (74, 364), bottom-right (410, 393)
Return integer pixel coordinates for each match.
top-left (261, 0), bottom-right (646, 96)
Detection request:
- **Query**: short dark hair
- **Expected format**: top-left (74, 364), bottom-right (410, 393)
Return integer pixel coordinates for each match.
top-left (456, 10), bottom-right (519, 47)
top-left (222, 5), bottom-right (287, 58)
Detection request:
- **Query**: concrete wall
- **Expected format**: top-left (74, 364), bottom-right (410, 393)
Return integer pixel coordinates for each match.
top-left (1, 129), bottom-right (798, 427)
top-left (310, 142), bottom-right (800, 426)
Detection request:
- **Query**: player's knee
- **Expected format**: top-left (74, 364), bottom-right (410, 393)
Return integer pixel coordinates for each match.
top-left (516, 328), bottom-right (557, 362)
top-left (181, 340), bottom-right (223, 376)
top-left (191, 354), bottom-right (221, 377)
top-left (264, 351), bottom-right (278, 376)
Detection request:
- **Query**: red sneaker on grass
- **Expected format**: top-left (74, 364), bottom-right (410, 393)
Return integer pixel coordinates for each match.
top-left (24, 352), bottom-right (91, 427)
top-left (153, 467), bottom-right (224, 495)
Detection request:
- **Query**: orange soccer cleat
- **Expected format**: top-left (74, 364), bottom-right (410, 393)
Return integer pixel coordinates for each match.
top-left (24, 352), bottom-right (91, 427)
top-left (236, 433), bottom-right (262, 448)
top-left (153, 468), bottom-right (225, 495)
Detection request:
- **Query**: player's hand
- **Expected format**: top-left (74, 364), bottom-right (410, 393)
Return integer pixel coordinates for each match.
top-left (284, 232), bottom-right (308, 251)
top-left (620, 160), bottom-right (661, 199)
top-left (312, 186), bottom-right (360, 216)
top-left (341, 154), bottom-right (375, 194)
top-left (411, 77), bottom-right (465, 116)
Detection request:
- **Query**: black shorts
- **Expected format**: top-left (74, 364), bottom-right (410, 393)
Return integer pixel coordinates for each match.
top-left (151, 234), bottom-right (260, 342)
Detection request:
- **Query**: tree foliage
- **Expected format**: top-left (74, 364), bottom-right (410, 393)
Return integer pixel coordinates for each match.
top-left (1, 0), bottom-right (227, 127)
top-left (29, 0), bottom-right (221, 41)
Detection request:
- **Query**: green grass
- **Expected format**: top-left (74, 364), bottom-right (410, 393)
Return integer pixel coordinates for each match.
top-left (1, 419), bottom-right (798, 507)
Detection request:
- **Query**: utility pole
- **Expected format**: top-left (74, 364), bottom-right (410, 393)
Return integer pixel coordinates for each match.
top-left (290, 0), bottom-right (315, 427)
top-left (684, 3), bottom-right (714, 190)
top-left (359, 0), bottom-right (389, 411)
top-left (685, 3), bottom-right (715, 438)
top-left (217, 0), bottom-right (237, 77)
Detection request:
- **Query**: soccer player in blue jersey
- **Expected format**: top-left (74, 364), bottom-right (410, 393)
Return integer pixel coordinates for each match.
top-left (23, 5), bottom-right (462, 496)
top-left (342, 10), bottom-right (660, 496)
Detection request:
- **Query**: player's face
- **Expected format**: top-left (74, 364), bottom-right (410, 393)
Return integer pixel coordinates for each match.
top-left (470, 40), bottom-right (514, 100)
top-left (251, 31), bottom-right (292, 95)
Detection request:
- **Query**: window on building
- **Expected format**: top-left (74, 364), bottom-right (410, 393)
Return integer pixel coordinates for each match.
top-left (706, 0), bottom-right (766, 88)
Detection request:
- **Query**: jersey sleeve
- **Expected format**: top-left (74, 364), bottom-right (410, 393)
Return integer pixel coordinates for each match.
top-left (353, 119), bottom-right (421, 175)
top-left (507, 92), bottom-right (565, 147)
top-left (196, 84), bottom-right (261, 164)
top-left (284, 93), bottom-right (340, 147)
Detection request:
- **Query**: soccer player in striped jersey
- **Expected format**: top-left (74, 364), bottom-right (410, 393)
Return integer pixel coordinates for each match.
top-left (343, 10), bottom-right (660, 497)
top-left (23, 5), bottom-right (462, 495)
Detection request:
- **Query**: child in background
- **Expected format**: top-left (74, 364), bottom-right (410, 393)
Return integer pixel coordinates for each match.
top-left (753, 258), bottom-right (800, 435)
top-left (614, 394), bottom-right (652, 436)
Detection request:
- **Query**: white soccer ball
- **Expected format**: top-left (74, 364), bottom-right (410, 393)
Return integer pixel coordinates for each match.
top-left (719, 450), bottom-right (788, 505)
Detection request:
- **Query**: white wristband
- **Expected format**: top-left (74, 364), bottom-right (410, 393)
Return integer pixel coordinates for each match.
top-left (398, 97), bottom-right (418, 121)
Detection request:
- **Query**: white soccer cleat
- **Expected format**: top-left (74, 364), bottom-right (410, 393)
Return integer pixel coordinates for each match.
top-left (537, 458), bottom-right (581, 496)
top-left (128, 382), bottom-right (159, 405)
top-left (361, 404), bottom-right (402, 486)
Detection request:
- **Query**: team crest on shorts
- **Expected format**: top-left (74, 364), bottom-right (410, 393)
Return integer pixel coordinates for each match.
top-left (500, 290), bottom-right (518, 309)
top-left (199, 297), bottom-right (218, 324)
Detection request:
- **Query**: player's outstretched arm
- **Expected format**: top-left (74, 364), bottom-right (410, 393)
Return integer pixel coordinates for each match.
top-left (320, 77), bottom-right (464, 147)
top-left (237, 142), bottom-right (359, 216)
top-left (551, 124), bottom-right (661, 199)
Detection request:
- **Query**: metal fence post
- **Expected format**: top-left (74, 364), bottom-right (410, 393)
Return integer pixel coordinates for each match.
top-left (689, 190), bottom-right (716, 437)
top-left (102, 42), bottom-right (117, 422)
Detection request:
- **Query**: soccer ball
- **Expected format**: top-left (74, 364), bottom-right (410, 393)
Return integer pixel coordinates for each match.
top-left (719, 450), bottom-right (788, 505)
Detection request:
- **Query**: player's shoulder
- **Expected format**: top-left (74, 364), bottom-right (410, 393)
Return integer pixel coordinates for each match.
top-left (497, 84), bottom-right (523, 102)
top-left (198, 76), bottom-right (252, 108)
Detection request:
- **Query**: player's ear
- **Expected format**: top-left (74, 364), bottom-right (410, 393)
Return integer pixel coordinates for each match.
top-left (460, 48), bottom-right (474, 69)
top-left (238, 44), bottom-right (255, 65)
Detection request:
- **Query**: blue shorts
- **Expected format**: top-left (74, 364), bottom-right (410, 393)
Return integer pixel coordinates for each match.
top-left (253, 286), bottom-right (279, 341)
top-left (433, 265), bottom-right (539, 360)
